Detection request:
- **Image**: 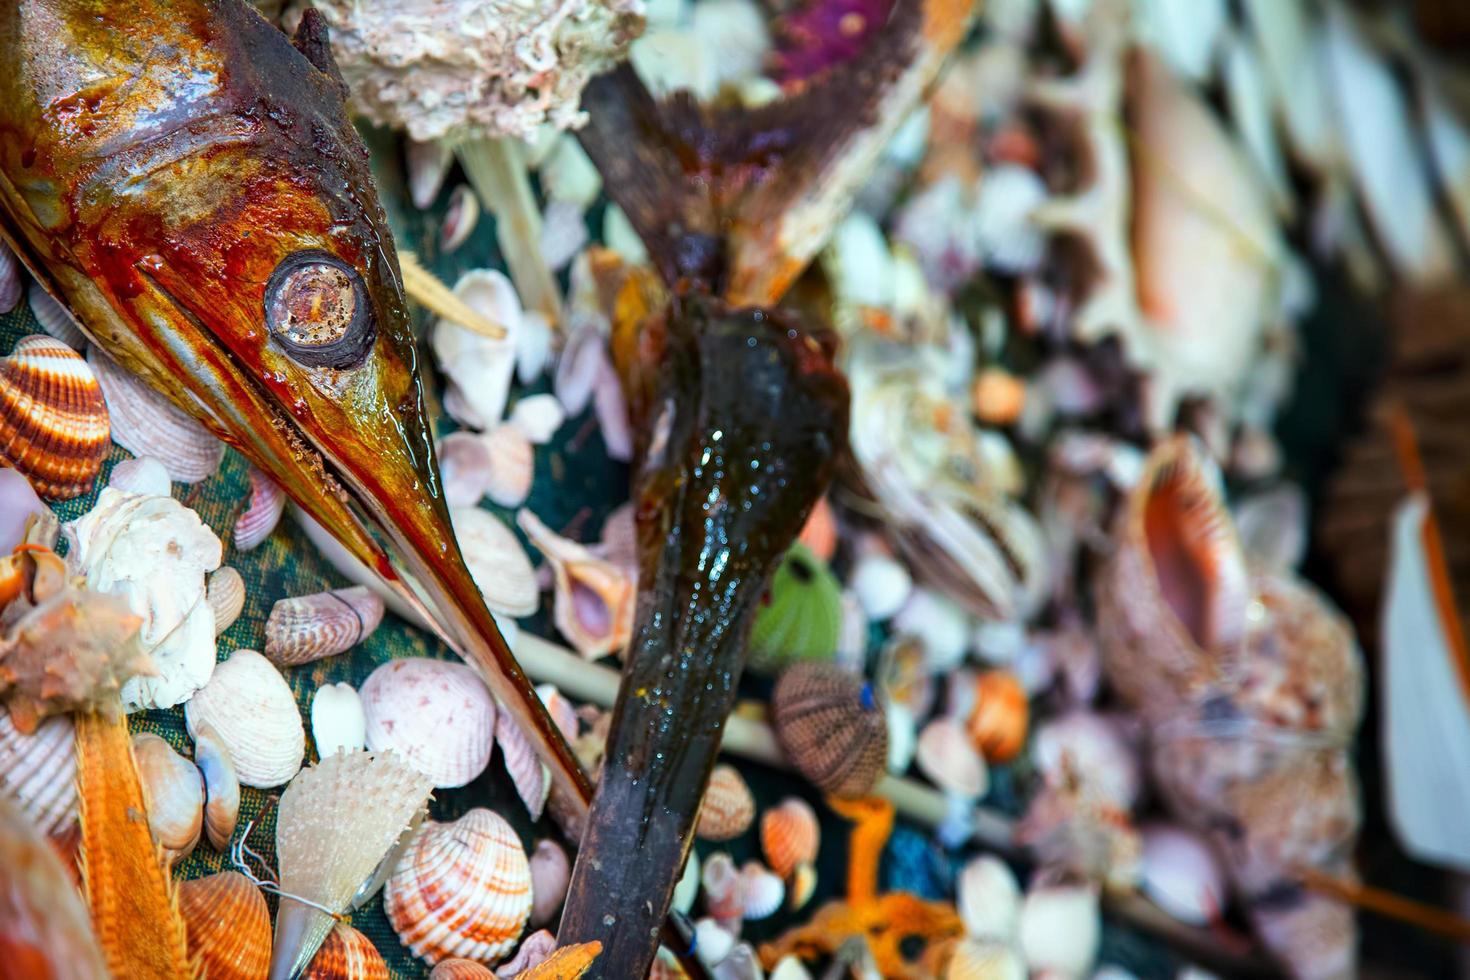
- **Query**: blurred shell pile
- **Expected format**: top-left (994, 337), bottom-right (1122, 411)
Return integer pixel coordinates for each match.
top-left (0, 335), bottom-right (108, 500)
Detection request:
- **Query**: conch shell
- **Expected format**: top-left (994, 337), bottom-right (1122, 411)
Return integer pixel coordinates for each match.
top-left (516, 509), bottom-right (634, 659)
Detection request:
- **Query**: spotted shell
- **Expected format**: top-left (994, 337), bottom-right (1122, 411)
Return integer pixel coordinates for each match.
top-left (265, 586), bottom-right (385, 666)
top-left (0, 335), bottom-right (109, 500)
top-left (430, 958), bottom-right (496, 979)
top-left (361, 658), bottom-right (496, 788)
top-left (180, 871), bottom-right (272, 980)
top-left (132, 732), bottom-right (204, 866)
top-left (0, 706), bottom-right (76, 838)
top-left (385, 808), bottom-right (533, 966)
top-left (88, 347), bottom-right (223, 483)
top-left (760, 797), bottom-right (819, 879)
top-left (748, 543), bottom-right (842, 674)
top-left (772, 663), bottom-right (888, 798)
top-left (207, 567), bottom-right (246, 637)
top-left (697, 764), bottom-right (755, 842)
top-left (966, 671), bottom-right (1029, 764)
top-left (302, 922), bottom-right (389, 980)
top-left (235, 467), bottom-right (287, 552)
top-left (184, 649), bottom-right (306, 788)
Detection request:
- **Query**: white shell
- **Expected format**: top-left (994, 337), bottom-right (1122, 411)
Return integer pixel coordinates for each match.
top-left (850, 554), bottom-right (912, 622)
top-left (1139, 824), bottom-right (1227, 925)
top-left (132, 732), bottom-right (204, 865)
top-left (553, 324), bottom-right (607, 418)
top-left (1032, 712), bottom-right (1140, 811)
top-left (433, 270), bottom-right (522, 429)
top-left (739, 861), bottom-right (784, 921)
top-left (440, 431), bottom-right (494, 507)
top-left (107, 457), bottom-right (171, 497)
top-left (515, 311), bottom-right (553, 385)
top-left (885, 702), bottom-right (918, 774)
top-left (508, 394), bottom-right (566, 445)
top-left (0, 707), bottom-right (76, 837)
top-left (452, 506), bottom-right (539, 617)
top-left (481, 425), bottom-right (534, 508)
top-left (88, 348), bottom-right (224, 482)
top-left (672, 851), bottom-right (700, 916)
top-left (956, 855), bottom-right (1020, 942)
top-left (892, 590), bottom-right (971, 672)
top-left (185, 649), bottom-right (306, 788)
top-left (206, 567), bottom-right (247, 637)
top-left (693, 918), bottom-right (736, 969)
top-left (361, 658), bottom-right (496, 788)
top-left (311, 682), bottom-right (367, 757)
top-left (916, 718), bottom-right (988, 800)
top-left (1017, 883), bottom-right (1099, 979)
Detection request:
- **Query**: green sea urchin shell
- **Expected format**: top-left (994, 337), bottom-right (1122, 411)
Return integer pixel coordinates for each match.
top-left (747, 543), bottom-right (842, 673)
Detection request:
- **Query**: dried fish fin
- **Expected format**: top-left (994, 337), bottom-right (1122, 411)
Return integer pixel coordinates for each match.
top-left (510, 941), bottom-right (602, 979)
top-left (290, 7), bottom-right (348, 95)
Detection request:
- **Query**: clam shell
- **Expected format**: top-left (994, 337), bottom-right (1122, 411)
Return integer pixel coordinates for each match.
top-left (697, 764), bottom-right (755, 842)
top-left (966, 671), bottom-right (1028, 764)
top-left (1017, 883), bottom-right (1099, 979)
top-left (108, 456), bottom-right (171, 496)
top-left (482, 425), bottom-right (534, 508)
top-left (0, 707), bottom-right (76, 837)
top-left (88, 347), bottom-right (223, 483)
top-left (361, 658), bottom-right (496, 788)
top-left (430, 960), bottom-right (496, 980)
top-left (235, 467), bottom-right (287, 552)
top-left (528, 838), bottom-right (570, 928)
top-left (739, 861), bottom-right (784, 921)
top-left (440, 184), bottom-right (481, 254)
top-left (917, 718), bottom-right (988, 799)
top-left (748, 543), bottom-right (842, 674)
top-left (132, 733), bottom-right (204, 865)
top-left (693, 918), bottom-right (736, 969)
top-left (956, 855), bottom-right (1020, 942)
top-left (27, 281), bottom-right (87, 350)
top-left (185, 649), bottom-right (306, 788)
top-left (303, 922), bottom-right (389, 980)
top-left (440, 431), bottom-right (495, 507)
top-left (385, 808), bottom-right (533, 966)
top-left (0, 335), bottom-right (109, 500)
top-left (180, 872), bottom-right (271, 980)
top-left (452, 507), bottom-right (539, 617)
top-left (945, 940), bottom-right (1025, 980)
top-left (850, 554), bottom-right (912, 623)
top-left (0, 242), bottom-right (20, 315)
top-left (265, 586), bottom-right (385, 666)
top-left (699, 852), bottom-right (744, 924)
top-left (208, 567), bottom-right (247, 637)
top-left (516, 509), bottom-right (634, 659)
top-left (970, 367), bottom-right (1027, 426)
top-left (772, 663), bottom-right (888, 798)
top-left (192, 723), bottom-right (240, 851)
top-left (507, 394), bottom-right (565, 445)
top-left (312, 682), bottom-right (367, 758)
top-left (760, 797), bottom-right (819, 880)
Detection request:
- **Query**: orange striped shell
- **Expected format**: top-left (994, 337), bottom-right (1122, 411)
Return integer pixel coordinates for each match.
top-left (302, 922), bottom-right (389, 980)
top-left (0, 335), bottom-right (108, 500)
top-left (429, 959), bottom-right (496, 979)
top-left (180, 871), bottom-right (271, 980)
top-left (760, 797), bottom-right (820, 879)
top-left (772, 663), bottom-right (888, 798)
top-left (385, 808), bottom-right (532, 966)
top-left (967, 671), bottom-right (1029, 764)
top-left (696, 765), bottom-right (755, 842)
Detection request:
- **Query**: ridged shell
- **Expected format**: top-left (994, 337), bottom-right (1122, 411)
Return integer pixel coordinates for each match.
top-left (265, 586), bottom-right (385, 666)
top-left (944, 940), bottom-right (1025, 980)
top-left (739, 861), bottom-right (784, 921)
top-left (699, 852), bottom-right (744, 924)
top-left (529, 839), bottom-right (570, 928)
top-left (208, 567), bottom-right (247, 637)
top-left (132, 732), bottom-right (204, 866)
top-left (430, 960), bottom-right (496, 980)
top-left (88, 347), bottom-right (223, 483)
top-left (180, 871), bottom-right (271, 980)
top-left (515, 509), bottom-right (633, 660)
top-left (452, 507), bottom-right (539, 617)
top-left (748, 543), bottom-right (842, 674)
top-left (917, 718), bottom-right (988, 800)
top-left (303, 923), bottom-right (389, 980)
top-left (966, 671), bottom-right (1028, 764)
top-left (772, 663), bottom-right (888, 798)
top-left (235, 467), bottom-right (286, 552)
top-left (0, 242), bottom-right (21, 315)
top-left (696, 764), bottom-right (755, 842)
top-left (184, 649), bottom-right (306, 788)
top-left (193, 723), bottom-right (240, 851)
top-left (760, 797), bottom-right (819, 879)
top-left (312, 682), bottom-right (367, 758)
top-left (496, 698), bottom-right (550, 820)
top-left (483, 425), bottom-right (534, 508)
top-left (0, 707), bottom-right (76, 837)
top-left (385, 808), bottom-right (533, 966)
top-left (362, 658), bottom-right (496, 788)
top-left (27, 282), bottom-right (86, 349)
top-left (0, 335), bottom-right (109, 500)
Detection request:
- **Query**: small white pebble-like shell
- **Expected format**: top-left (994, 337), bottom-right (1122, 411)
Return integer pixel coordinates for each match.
top-left (957, 854), bottom-right (1020, 942)
top-left (107, 456), bottom-right (171, 497)
top-left (185, 649), bottom-right (306, 788)
top-left (508, 394), bottom-right (566, 445)
top-left (892, 589), bottom-right (971, 671)
top-left (1017, 883), bottom-right (1099, 979)
top-left (311, 682), bottom-right (367, 758)
top-left (361, 658), bottom-right (495, 788)
top-left (916, 718), bottom-right (988, 800)
top-left (693, 918), bottom-right (736, 969)
top-left (452, 507), bottom-right (539, 617)
top-left (1139, 824), bottom-right (1227, 925)
top-left (850, 554), bottom-right (913, 622)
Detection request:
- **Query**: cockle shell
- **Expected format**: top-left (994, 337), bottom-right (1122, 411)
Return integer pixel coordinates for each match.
top-left (132, 732), bottom-right (204, 865)
top-left (440, 185), bottom-right (481, 254)
top-left (516, 510), bottom-right (634, 660)
top-left (385, 808), bottom-right (533, 966)
top-left (772, 663), bottom-right (888, 798)
top-left (303, 923), bottom-right (389, 980)
top-left (0, 706), bottom-right (76, 837)
top-left (452, 507), bottom-right (539, 617)
top-left (700, 852), bottom-right (744, 924)
top-left (917, 718), bottom-right (988, 800)
top-left (88, 347), bottom-right (223, 483)
top-left (361, 658), bottom-right (496, 788)
top-left (529, 838), bottom-right (570, 928)
top-left (235, 467), bottom-right (287, 552)
top-left (208, 567), bottom-right (247, 637)
top-left (748, 543), bottom-right (842, 673)
top-left (760, 797), bottom-right (819, 880)
top-left (956, 855), bottom-right (1020, 942)
top-left (192, 723), bottom-right (240, 851)
top-left (966, 671), bottom-right (1028, 764)
top-left (431, 960), bottom-right (496, 980)
top-left (265, 586), bottom-right (385, 666)
top-left (697, 764), bottom-right (756, 842)
top-left (180, 871), bottom-right (271, 980)
top-left (1139, 824), bottom-right (1226, 926)
top-left (944, 940), bottom-right (1024, 980)
top-left (312, 682), bottom-right (367, 758)
top-left (482, 425), bottom-right (535, 509)
top-left (185, 649), bottom-right (305, 788)
top-left (0, 335), bottom-right (109, 500)
top-left (739, 861), bottom-right (784, 921)
top-left (27, 282), bottom-right (87, 349)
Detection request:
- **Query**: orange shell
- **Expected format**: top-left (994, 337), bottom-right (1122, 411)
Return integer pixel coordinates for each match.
top-left (0, 335), bottom-right (109, 500)
top-left (772, 663), bottom-right (888, 798)
top-left (971, 368), bottom-right (1026, 426)
top-left (760, 797), bottom-right (820, 879)
top-left (966, 671), bottom-right (1029, 764)
top-left (302, 922), bottom-right (389, 980)
top-left (797, 496), bottom-right (838, 562)
top-left (429, 959), bottom-right (497, 979)
top-left (696, 765), bottom-right (755, 842)
top-left (180, 872), bottom-right (271, 980)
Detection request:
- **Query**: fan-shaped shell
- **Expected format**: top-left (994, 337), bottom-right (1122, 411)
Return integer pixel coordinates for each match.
top-left (966, 671), bottom-right (1028, 764)
top-left (208, 567), bottom-right (247, 637)
top-left (772, 663), bottom-right (888, 798)
top-left (26, 282), bottom-right (86, 349)
top-left (302, 922), bottom-right (389, 980)
top-left (265, 586), bottom-right (385, 666)
top-left (452, 507), bottom-right (539, 617)
top-left (748, 543), bottom-right (842, 674)
top-left (429, 960), bottom-right (496, 979)
top-left (385, 808), bottom-right (533, 966)
top-left (0, 335), bottom-right (108, 500)
top-left (235, 467), bottom-right (286, 552)
top-left (760, 797), bottom-right (819, 879)
top-left (917, 718), bottom-right (988, 799)
top-left (697, 764), bottom-right (755, 842)
top-left (193, 723), bottom-right (240, 851)
top-left (0, 707), bottom-right (76, 837)
top-left (88, 347), bottom-right (223, 483)
top-left (180, 871), bottom-right (271, 980)
top-left (529, 838), bottom-right (570, 928)
top-left (739, 861), bottom-right (785, 921)
top-left (132, 732), bottom-right (204, 865)
top-left (361, 658), bottom-right (496, 788)
top-left (184, 649), bottom-right (305, 788)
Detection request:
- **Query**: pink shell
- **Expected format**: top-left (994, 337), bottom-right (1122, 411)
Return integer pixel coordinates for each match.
top-left (699, 852), bottom-right (744, 925)
top-left (495, 705), bottom-right (548, 821)
top-left (528, 839), bottom-right (570, 928)
top-left (361, 659), bottom-right (496, 788)
top-left (235, 467), bottom-right (286, 551)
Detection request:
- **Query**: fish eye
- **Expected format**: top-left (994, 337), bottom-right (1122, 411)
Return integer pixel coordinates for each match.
top-left (264, 250), bottom-right (375, 369)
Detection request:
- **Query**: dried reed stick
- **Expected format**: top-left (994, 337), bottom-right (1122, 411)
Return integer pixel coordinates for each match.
top-left (398, 251), bottom-right (507, 340)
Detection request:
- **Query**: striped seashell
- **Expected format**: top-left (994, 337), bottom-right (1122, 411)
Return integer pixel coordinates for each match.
top-left (748, 543), bottom-right (842, 674)
top-left (440, 184), bottom-right (481, 254)
top-left (699, 852), bottom-right (743, 925)
top-left (185, 649), bottom-right (306, 788)
top-left (760, 797), bottom-right (819, 879)
top-left (0, 335), bottom-right (109, 500)
top-left (235, 467), bottom-right (287, 551)
top-left (772, 663), bottom-right (888, 799)
top-left (88, 347), bottom-right (223, 483)
top-left (27, 281), bottom-right (87, 349)
top-left (452, 507), bottom-right (539, 617)
top-left (132, 732), bottom-right (204, 866)
top-left (385, 808), bottom-right (533, 966)
top-left (207, 566), bottom-right (246, 637)
top-left (739, 862), bottom-right (785, 921)
top-left (0, 706), bottom-right (77, 837)
top-left (302, 922), bottom-right (389, 980)
top-left (193, 723), bottom-right (240, 851)
top-left (496, 699), bottom-right (550, 820)
top-left (483, 425), bottom-right (534, 509)
top-left (944, 940), bottom-right (1025, 980)
top-left (430, 960), bottom-right (496, 980)
top-left (265, 586), bottom-right (385, 666)
top-left (107, 456), bottom-right (171, 496)
top-left (180, 871), bottom-right (272, 980)
top-left (0, 242), bottom-right (21, 315)
top-left (528, 839), bottom-right (570, 928)
top-left (515, 509), bottom-right (634, 660)
top-left (917, 718), bottom-right (988, 800)
top-left (362, 658), bottom-right (496, 788)
top-left (967, 670), bottom-right (1028, 764)
top-left (696, 764), bottom-right (755, 842)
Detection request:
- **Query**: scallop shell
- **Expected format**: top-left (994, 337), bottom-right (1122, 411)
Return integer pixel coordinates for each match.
top-left (88, 347), bottom-right (223, 483)
top-left (917, 718), bottom-right (988, 800)
top-left (440, 431), bottom-right (495, 507)
top-left (696, 764), bottom-right (755, 842)
top-left (303, 922), bottom-right (389, 980)
top-left (430, 960), bottom-right (496, 980)
top-left (191, 723), bottom-right (240, 851)
top-left (312, 682), bottom-right (367, 758)
top-left (208, 567), bottom-right (247, 637)
top-left (452, 507), bottom-right (539, 617)
top-left (797, 496), bottom-right (838, 562)
top-left (385, 808), bottom-right (533, 966)
top-left (235, 467), bottom-right (287, 552)
top-left (956, 855), bottom-right (1020, 942)
top-left (966, 671), bottom-right (1028, 764)
top-left (184, 649), bottom-right (306, 788)
top-left (944, 940), bottom-right (1025, 980)
top-left (772, 663), bottom-right (889, 798)
top-left (265, 586), bottom-right (385, 666)
top-left (27, 281), bottom-right (87, 350)
top-left (748, 543), bottom-right (842, 674)
top-left (180, 871), bottom-right (271, 980)
top-left (0, 242), bottom-right (21, 315)
top-left (107, 456), bottom-right (170, 496)
top-left (699, 852), bottom-right (744, 924)
top-left (760, 797), bottom-right (819, 880)
top-left (0, 335), bottom-right (109, 500)
top-left (529, 838), bottom-right (570, 928)
top-left (0, 707), bottom-right (77, 837)
top-left (132, 732), bottom-right (204, 865)
top-left (739, 861), bottom-right (785, 921)
top-left (441, 185), bottom-right (481, 254)
top-left (516, 509), bottom-right (634, 660)
top-left (361, 658), bottom-right (496, 788)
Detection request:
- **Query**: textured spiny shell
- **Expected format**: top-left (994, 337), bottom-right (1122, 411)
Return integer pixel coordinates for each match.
top-left (696, 764), bottom-right (755, 842)
top-left (302, 922), bottom-right (389, 980)
top-left (771, 663), bottom-right (888, 798)
top-left (361, 658), bottom-right (496, 788)
top-left (207, 567), bottom-right (247, 637)
top-left (265, 586), bottom-right (385, 666)
top-left (88, 347), bottom-right (223, 483)
top-left (748, 543), bottom-right (843, 674)
top-left (0, 335), bottom-right (108, 500)
top-left (132, 732), bottom-right (204, 866)
top-left (385, 808), bottom-right (533, 966)
top-left (967, 671), bottom-right (1029, 764)
top-left (235, 467), bottom-right (287, 552)
top-left (27, 282), bottom-right (87, 349)
top-left (760, 797), bottom-right (819, 879)
top-left (184, 649), bottom-right (305, 788)
top-left (429, 960), bottom-right (496, 979)
top-left (0, 707), bottom-right (77, 837)
top-left (180, 871), bottom-right (272, 980)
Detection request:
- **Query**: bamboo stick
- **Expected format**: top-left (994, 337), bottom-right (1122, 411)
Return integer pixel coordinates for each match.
top-left (399, 252), bottom-right (507, 340)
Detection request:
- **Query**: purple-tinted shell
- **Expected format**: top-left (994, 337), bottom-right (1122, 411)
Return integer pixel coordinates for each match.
top-left (771, 0), bottom-right (896, 86)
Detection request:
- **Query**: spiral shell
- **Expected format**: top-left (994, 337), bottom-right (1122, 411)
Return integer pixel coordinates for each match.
top-left (966, 670), bottom-right (1029, 764)
top-left (180, 871), bottom-right (271, 980)
top-left (696, 764), bottom-right (755, 842)
top-left (760, 797), bottom-right (819, 879)
top-left (385, 808), bottom-right (533, 966)
top-left (515, 509), bottom-right (634, 660)
top-left (132, 732), bottom-right (204, 865)
top-left (88, 347), bottom-right (223, 483)
top-left (302, 922), bottom-right (389, 980)
top-left (265, 586), bottom-right (385, 666)
top-left (362, 658), bottom-right (496, 788)
top-left (193, 723), bottom-right (240, 851)
top-left (207, 567), bottom-right (246, 637)
top-left (0, 707), bottom-right (76, 837)
top-left (430, 958), bottom-right (496, 979)
top-left (748, 543), bottom-right (842, 674)
top-left (184, 649), bottom-right (306, 788)
top-left (0, 335), bottom-right (109, 500)
top-left (235, 467), bottom-right (287, 552)
top-left (772, 663), bottom-right (888, 798)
